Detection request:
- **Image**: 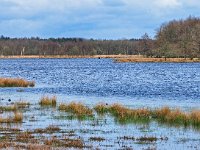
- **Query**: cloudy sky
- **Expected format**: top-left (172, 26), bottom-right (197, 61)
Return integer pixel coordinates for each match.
top-left (0, 0), bottom-right (199, 39)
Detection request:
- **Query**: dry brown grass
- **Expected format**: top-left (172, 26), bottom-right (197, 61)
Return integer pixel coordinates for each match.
top-left (59, 102), bottom-right (93, 118)
top-left (108, 104), bottom-right (151, 123)
top-left (0, 112), bottom-right (23, 123)
top-left (153, 107), bottom-right (190, 125)
top-left (13, 112), bottom-right (23, 122)
top-left (190, 110), bottom-right (200, 126)
top-left (39, 96), bottom-right (57, 107)
top-left (16, 132), bottom-right (35, 143)
top-left (33, 125), bottom-right (60, 134)
top-left (0, 78), bottom-right (35, 87)
top-left (94, 103), bottom-right (109, 114)
top-left (44, 137), bottom-right (84, 148)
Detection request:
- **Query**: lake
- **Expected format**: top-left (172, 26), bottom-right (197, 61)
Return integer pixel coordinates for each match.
top-left (0, 58), bottom-right (200, 149)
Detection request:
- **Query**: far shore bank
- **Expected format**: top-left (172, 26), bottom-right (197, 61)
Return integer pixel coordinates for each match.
top-left (0, 55), bottom-right (137, 59)
top-left (115, 57), bottom-right (200, 63)
top-left (0, 55), bottom-right (200, 63)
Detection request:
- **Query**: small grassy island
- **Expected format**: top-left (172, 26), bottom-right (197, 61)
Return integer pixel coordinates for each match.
top-left (0, 78), bottom-right (35, 87)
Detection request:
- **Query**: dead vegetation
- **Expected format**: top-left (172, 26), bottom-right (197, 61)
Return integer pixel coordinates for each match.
top-left (0, 78), bottom-right (35, 87)
top-left (0, 112), bottom-right (23, 123)
top-left (94, 103), bottom-right (200, 127)
top-left (39, 96), bottom-right (57, 107)
top-left (59, 102), bottom-right (93, 119)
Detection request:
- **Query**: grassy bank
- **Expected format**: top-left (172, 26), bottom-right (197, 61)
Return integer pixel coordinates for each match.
top-left (1, 55), bottom-right (199, 63)
top-left (115, 57), bottom-right (200, 63)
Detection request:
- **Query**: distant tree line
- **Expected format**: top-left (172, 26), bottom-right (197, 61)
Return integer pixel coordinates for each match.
top-left (0, 16), bottom-right (199, 58)
top-left (155, 16), bottom-right (200, 58)
top-left (0, 36), bottom-right (153, 56)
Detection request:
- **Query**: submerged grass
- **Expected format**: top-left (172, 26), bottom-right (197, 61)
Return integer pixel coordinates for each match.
top-left (0, 78), bottom-right (35, 87)
top-left (0, 105), bottom-right (17, 112)
top-left (15, 101), bottom-right (30, 109)
top-left (39, 96), bottom-right (57, 107)
top-left (0, 112), bottom-right (23, 123)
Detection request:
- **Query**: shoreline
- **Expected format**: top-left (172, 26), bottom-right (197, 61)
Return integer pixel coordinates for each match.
top-left (0, 55), bottom-right (200, 63)
top-left (0, 55), bottom-right (135, 59)
top-left (115, 57), bottom-right (200, 63)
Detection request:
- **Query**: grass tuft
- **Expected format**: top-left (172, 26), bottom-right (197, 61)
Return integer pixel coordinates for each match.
top-left (0, 112), bottom-right (23, 123)
top-left (59, 102), bottom-right (93, 119)
top-left (39, 96), bottom-right (57, 107)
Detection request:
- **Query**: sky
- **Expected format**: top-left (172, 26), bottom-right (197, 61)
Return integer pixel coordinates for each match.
top-left (0, 0), bottom-right (199, 39)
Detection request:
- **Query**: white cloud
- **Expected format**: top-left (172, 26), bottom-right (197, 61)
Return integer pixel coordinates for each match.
top-left (154, 0), bottom-right (181, 8)
top-left (0, 0), bottom-right (199, 38)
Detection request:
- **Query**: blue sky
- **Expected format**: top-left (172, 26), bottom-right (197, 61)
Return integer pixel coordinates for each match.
top-left (0, 0), bottom-right (199, 39)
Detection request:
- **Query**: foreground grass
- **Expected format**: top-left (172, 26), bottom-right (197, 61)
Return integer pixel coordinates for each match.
top-left (0, 78), bottom-right (35, 87)
top-left (94, 103), bottom-right (200, 127)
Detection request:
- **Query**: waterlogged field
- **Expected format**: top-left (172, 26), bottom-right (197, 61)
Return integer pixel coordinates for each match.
top-left (0, 58), bottom-right (200, 149)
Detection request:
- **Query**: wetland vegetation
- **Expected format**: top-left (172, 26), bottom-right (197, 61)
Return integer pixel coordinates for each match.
top-left (0, 96), bottom-right (199, 149)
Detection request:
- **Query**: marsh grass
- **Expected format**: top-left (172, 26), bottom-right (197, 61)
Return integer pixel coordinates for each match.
top-left (190, 110), bottom-right (200, 126)
top-left (153, 107), bottom-right (191, 127)
top-left (0, 102), bottom-right (30, 112)
top-left (94, 103), bottom-right (109, 115)
top-left (0, 105), bottom-right (17, 112)
top-left (94, 103), bottom-right (151, 124)
top-left (0, 112), bottom-right (23, 123)
top-left (0, 78), bottom-right (35, 87)
top-left (44, 137), bottom-right (85, 148)
top-left (59, 102), bottom-right (93, 119)
top-left (39, 96), bottom-right (57, 107)
top-left (94, 104), bottom-right (200, 127)
top-left (32, 125), bottom-right (61, 134)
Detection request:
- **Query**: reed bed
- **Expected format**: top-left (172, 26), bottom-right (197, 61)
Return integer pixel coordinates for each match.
top-left (94, 103), bottom-right (109, 114)
top-left (0, 78), bottom-right (35, 87)
top-left (94, 104), bottom-right (200, 127)
top-left (39, 96), bottom-right (57, 107)
top-left (59, 102), bottom-right (93, 119)
top-left (95, 103), bottom-right (151, 123)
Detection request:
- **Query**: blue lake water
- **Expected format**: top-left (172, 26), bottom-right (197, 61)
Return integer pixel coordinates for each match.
top-left (1, 58), bottom-right (200, 149)
top-left (0, 58), bottom-right (200, 108)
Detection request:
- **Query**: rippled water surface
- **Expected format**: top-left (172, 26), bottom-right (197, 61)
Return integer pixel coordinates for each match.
top-left (1, 58), bottom-right (200, 149)
top-left (1, 58), bottom-right (200, 108)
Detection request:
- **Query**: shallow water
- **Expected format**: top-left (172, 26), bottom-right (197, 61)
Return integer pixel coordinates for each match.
top-left (0, 58), bottom-right (200, 149)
